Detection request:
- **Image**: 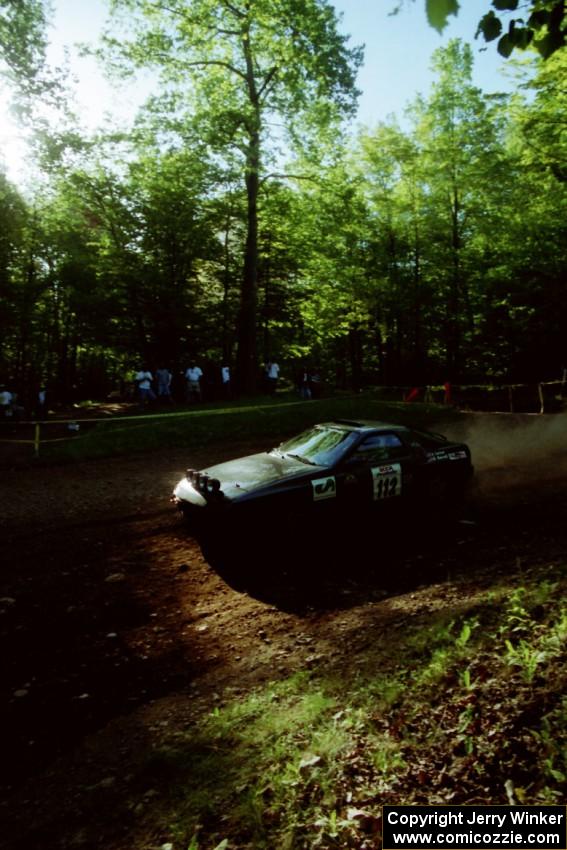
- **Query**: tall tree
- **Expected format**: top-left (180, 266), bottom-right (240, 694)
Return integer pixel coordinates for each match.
top-left (511, 49), bottom-right (567, 182)
top-left (103, 0), bottom-right (361, 391)
top-left (409, 40), bottom-right (509, 377)
top-left (359, 121), bottom-right (430, 382)
top-left (0, 171), bottom-right (28, 375)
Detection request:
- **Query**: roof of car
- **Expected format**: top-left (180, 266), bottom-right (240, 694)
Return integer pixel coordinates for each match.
top-left (320, 419), bottom-right (410, 434)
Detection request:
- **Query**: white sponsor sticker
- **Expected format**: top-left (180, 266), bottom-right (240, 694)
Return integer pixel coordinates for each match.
top-left (448, 450), bottom-right (467, 460)
top-left (371, 463), bottom-right (402, 501)
top-left (311, 476), bottom-right (337, 501)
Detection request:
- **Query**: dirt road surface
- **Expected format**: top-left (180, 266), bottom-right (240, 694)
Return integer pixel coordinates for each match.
top-left (1, 414), bottom-right (567, 849)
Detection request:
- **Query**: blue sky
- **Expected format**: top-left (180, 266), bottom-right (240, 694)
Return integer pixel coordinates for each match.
top-left (0, 0), bottom-right (517, 180)
top-left (332, 0), bottom-right (514, 127)
top-left (48, 0), bottom-right (514, 127)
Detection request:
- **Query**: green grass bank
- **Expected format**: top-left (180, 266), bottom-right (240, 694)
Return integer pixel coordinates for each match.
top-left (41, 393), bottom-right (463, 464)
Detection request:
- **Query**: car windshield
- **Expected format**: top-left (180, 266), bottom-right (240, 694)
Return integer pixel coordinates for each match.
top-left (275, 426), bottom-right (358, 467)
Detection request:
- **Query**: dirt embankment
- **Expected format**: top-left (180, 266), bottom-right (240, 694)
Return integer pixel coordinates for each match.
top-left (1, 413), bottom-right (566, 850)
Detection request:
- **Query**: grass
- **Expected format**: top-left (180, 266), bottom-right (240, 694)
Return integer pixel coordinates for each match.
top-left (134, 563), bottom-right (566, 850)
top-left (37, 391), bottom-right (463, 463)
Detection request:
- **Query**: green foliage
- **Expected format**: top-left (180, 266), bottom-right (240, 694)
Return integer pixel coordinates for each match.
top-left (530, 698), bottom-right (567, 788)
top-left (425, 0), bottom-right (460, 34)
top-left (504, 638), bottom-right (547, 681)
top-left (1, 9), bottom-right (566, 397)
top-left (500, 582), bottom-right (566, 681)
top-left (415, 0), bottom-right (567, 58)
top-left (99, 0), bottom-right (362, 391)
top-left (0, 0), bottom-right (47, 96)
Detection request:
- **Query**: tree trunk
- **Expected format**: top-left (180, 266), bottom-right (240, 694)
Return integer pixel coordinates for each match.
top-left (446, 183), bottom-right (461, 379)
top-left (222, 211), bottom-right (233, 363)
top-left (236, 131), bottom-right (259, 394)
top-left (236, 19), bottom-right (261, 395)
top-left (349, 325), bottom-right (363, 391)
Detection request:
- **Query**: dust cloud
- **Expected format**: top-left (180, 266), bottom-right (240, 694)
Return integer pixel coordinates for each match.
top-left (447, 412), bottom-right (567, 469)
top-left (444, 412), bottom-right (567, 500)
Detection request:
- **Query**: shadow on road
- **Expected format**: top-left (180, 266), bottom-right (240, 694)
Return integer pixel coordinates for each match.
top-left (204, 513), bottom-right (481, 613)
top-left (203, 468), bottom-right (567, 614)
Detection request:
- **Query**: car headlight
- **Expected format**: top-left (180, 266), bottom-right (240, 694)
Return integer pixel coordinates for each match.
top-left (184, 468), bottom-right (223, 497)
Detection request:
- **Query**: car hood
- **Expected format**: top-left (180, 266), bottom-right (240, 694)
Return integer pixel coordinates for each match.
top-left (204, 451), bottom-right (323, 498)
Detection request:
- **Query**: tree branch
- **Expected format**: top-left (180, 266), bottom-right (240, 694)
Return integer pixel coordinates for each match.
top-left (259, 171), bottom-right (319, 188)
top-left (181, 59), bottom-right (247, 80)
top-left (144, 3), bottom-right (240, 36)
top-left (257, 65), bottom-right (279, 101)
top-left (145, 0), bottom-right (190, 19)
top-left (138, 48), bottom-right (248, 80)
top-left (219, 0), bottom-right (246, 20)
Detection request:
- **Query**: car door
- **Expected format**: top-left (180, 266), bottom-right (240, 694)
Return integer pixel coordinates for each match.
top-left (337, 432), bottom-right (414, 509)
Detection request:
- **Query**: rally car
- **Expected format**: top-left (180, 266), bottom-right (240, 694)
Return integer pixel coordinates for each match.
top-left (172, 420), bottom-right (473, 553)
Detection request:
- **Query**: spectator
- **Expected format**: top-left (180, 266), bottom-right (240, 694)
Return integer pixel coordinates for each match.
top-left (185, 362), bottom-right (203, 402)
top-left (221, 364), bottom-right (231, 399)
top-left (309, 370), bottom-right (322, 399)
top-left (156, 366), bottom-right (173, 402)
top-left (265, 359), bottom-right (280, 395)
top-left (299, 367), bottom-right (312, 399)
top-left (135, 367), bottom-right (156, 407)
top-left (36, 387), bottom-right (47, 418)
top-left (0, 385), bottom-right (13, 419)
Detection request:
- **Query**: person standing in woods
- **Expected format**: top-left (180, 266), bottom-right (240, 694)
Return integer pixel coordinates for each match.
top-left (135, 367), bottom-right (156, 407)
top-left (36, 387), bottom-right (47, 418)
top-left (156, 366), bottom-right (173, 402)
top-left (299, 367), bottom-right (312, 399)
top-left (221, 364), bottom-right (231, 399)
top-left (265, 360), bottom-right (280, 395)
top-left (0, 385), bottom-right (13, 419)
top-left (185, 363), bottom-right (203, 402)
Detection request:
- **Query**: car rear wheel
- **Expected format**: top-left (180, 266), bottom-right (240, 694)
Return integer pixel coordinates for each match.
top-left (425, 474), bottom-right (467, 523)
top-left (427, 474), bottom-right (451, 506)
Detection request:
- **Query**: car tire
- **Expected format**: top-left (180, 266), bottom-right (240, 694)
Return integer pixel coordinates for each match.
top-left (425, 474), bottom-right (467, 524)
top-left (427, 474), bottom-right (452, 507)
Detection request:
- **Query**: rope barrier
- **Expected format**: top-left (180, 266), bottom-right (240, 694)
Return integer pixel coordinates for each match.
top-left (0, 398), bottom-right (330, 456)
top-left (8, 397), bottom-right (325, 428)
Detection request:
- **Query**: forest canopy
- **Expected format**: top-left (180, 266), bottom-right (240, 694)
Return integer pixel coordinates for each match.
top-left (0, 1), bottom-right (566, 402)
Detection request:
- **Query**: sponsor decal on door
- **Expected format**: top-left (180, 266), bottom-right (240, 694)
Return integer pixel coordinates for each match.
top-left (311, 476), bottom-right (337, 501)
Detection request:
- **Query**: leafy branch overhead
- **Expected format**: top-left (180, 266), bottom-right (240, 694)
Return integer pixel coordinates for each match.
top-left (422, 0), bottom-right (566, 58)
top-left (0, 0), bottom-right (50, 103)
top-left (0, 0), bottom-right (68, 118)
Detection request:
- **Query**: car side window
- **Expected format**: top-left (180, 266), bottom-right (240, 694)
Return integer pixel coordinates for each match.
top-left (353, 433), bottom-right (406, 463)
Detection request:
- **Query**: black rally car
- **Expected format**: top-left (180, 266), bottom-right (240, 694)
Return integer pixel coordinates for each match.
top-left (172, 420), bottom-right (473, 551)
